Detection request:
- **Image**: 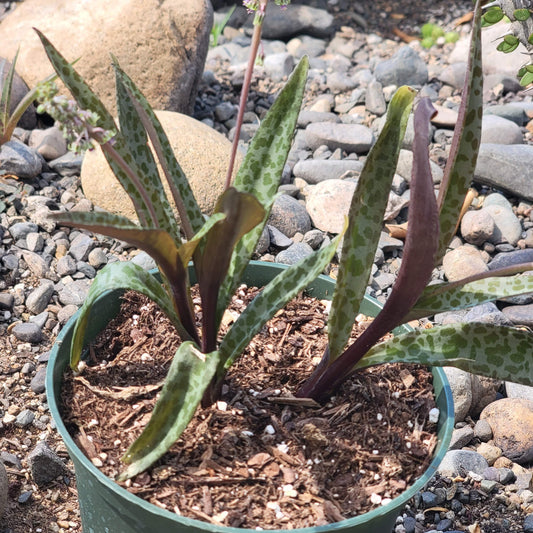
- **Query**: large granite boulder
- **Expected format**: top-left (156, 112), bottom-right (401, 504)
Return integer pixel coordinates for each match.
top-left (0, 0), bottom-right (212, 115)
top-left (81, 111), bottom-right (242, 221)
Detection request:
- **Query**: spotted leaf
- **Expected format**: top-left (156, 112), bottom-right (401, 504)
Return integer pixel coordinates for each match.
top-left (355, 324), bottom-right (533, 387)
top-left (119, 342), bottom-right (221, 480)
top-left (327, 86), bottom-right (415, 360)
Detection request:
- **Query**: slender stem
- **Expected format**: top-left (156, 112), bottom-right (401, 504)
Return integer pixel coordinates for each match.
top-left (224, 0), bottom-right (267, 189)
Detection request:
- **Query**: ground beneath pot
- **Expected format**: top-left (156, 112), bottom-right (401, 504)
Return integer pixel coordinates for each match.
top-left (60, 290), bottom-right (439, 530)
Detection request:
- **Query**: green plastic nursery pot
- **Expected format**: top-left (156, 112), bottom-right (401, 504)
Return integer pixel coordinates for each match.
top-left (47, 261), bottom-right (454, 533)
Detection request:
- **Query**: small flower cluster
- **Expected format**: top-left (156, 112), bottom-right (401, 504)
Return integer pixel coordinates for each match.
top-left (35, 82), bottom-right (115, 154)
top-left (243, 0), bottom-right (290, 24)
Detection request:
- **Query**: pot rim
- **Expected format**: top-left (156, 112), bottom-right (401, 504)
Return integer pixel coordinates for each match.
top-left (46, 260), bottom-right (454, 532)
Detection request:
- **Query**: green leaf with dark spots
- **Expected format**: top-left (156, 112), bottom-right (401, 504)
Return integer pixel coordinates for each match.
top-left (119, 342), bottom-right (220, 480)
top-left (327, 86), bottom-right (415, 360)
top-left (407, 264), bottom-right (533, 321)
top-left (355, 324), bottom-right (533, 387)
top-left (112, 59), bottom-right (205, 239)
top-left (218, 57), bottom-right (309, 318)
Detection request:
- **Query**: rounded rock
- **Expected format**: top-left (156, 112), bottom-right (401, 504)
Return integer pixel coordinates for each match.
top-left (12, 322), bottom-right (42, 343)
top-left (481, 398), bottom-right (533, 464)
top-left (442, 244), bottom-right (489, 282)
top-left (268, 194), bottom-right (311, 238)
top-left (305, 122), bottom-right (374, 153)
top-left (81, 111), bottom-right (240, 222)
top-left (374, 46), bottom-right (428, 87)
top-left (275, 242), bottom-right (314, 265)
top-left (460, 209), bottom-right (495, 246)
top-left (306, 179), bottom-right (356, 234)
top-left (437, 450), bottom-right (489, 476)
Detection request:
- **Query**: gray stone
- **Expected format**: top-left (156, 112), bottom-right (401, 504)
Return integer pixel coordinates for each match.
top-left (0, 460), bottom-right (6, 519)
top-left (22, 251), bottom-right (50, 278)
top-left (25, 280), bottom-right (55, 315)
top-left (0, 293), bottom-right (14, 310)
top-left (286, 35), bottom-right (326, 59)
top-left (365, 80), bottom-right (386, 115)
top-left (501, 304), bottom-right (533, 327)
top-left (131, 251), bottom-right (157, 271)
top-left (9, 221), bottom-right (38, 240)
top-left (48, 152), bottom-right (84, 177)
top-left (255, 226), bottom-right (270, 255)
top-left (437, 450), bottom-right (489, 476)
top-left (481, 115), bottom-right (523, 145)
top-left (326, 71), bottom-right (356, 93)
top-left (443, 367), bottom-right (472, 423)
top-left (474, 419), bottom-right (493, 441)
top-left (259, 4), bottom-right (334, 40)
top-left (305, 122), bottom-right (374, 153)
top-left (57, 304), bottom-right (79, 325)
top-left (292, 159), bottom-right (363, 184)
top-left (264, 52), bottom-right (294, 82)
top-left (30, 366), bottom-right (47, 394)
top-left (268, 225), bottom-right (293, 249)
top-left (1, 452), bottom-right (22, 470)
top-left (297, 110), bottom-right (341, 128)
top-left (28, 126), bottom-right (68, 161)
top-left (275, 242), bottom-right (314, 265)
top-left (69, 233), bottom-right (95, 262)
top-left (475, 144), bottom-right (533, 201)
top-left (57, 280), bottom-right (91, 306)
top-left (489, 249), bottom-right (533, 271)
top-left (483, 204), bottom-right (522, 246)
top-left (0, 139), bottom-right (42, 179)
top-left (460, 209), bottom-right (495, 246)
top-left (15, 409), bottom-right (35, 427)
top-left (25, 232), bottom-right (44, 253)
top-left (214, 102), bottom-right (235, 122)
top-left (485, 105), bottom-right (529, 127)
top-left (76, 261), bottom-right (96, 279)
top-left (12, 322), bottom-right (42, 343)
top-left (303, 229), bottom-right (324, 249)
top-left (449, 425), bottom-right (475, 450)
top-left (56, 255), bottom-right (77, 277)
top-left (395, 149), bottom-right (443, 184)
top-left (87, 248), bottom-right (108, 268)
top-left (464, 302), bottom-right (513, 326)
top-left (506, 382), bottom-right (533, 403)
top-left (438, 62), bottom-right (466, 90)
top-left (442, 244), bottom-right (488, 282)
top-left (27, 442), bottom-right (66, 487)
top-left (378, 232), bottom-right (404, 252)
top-left (374, 46), bottom-right (428, 87)
top-left (268, 194), bottom-right (311, 238)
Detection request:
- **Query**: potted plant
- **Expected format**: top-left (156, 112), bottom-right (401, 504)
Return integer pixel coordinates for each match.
top-left (42, 0), bottom-right (533, 531)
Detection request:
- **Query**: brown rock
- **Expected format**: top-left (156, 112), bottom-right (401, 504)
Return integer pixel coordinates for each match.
top-left (442, 244), bottom-right (489, 282)
top-left (81, 111), bottom-right (241, 222)
top-left (480, 398), bottom-right (533, 464)
top-left (0, 0), bottom-right (212, 115)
